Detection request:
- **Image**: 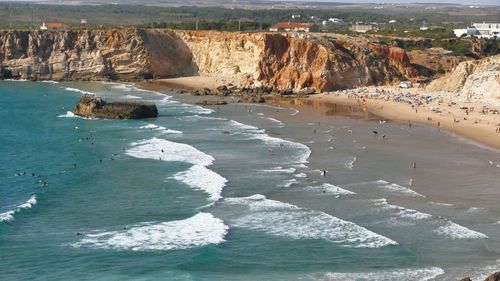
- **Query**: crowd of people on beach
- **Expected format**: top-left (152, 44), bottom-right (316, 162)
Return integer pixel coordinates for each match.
top-left (328, 86), bottom-right (500, 134)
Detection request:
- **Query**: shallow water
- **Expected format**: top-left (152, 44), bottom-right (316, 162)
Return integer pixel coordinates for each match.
top-left (1, 81), bottom-right (499, 281)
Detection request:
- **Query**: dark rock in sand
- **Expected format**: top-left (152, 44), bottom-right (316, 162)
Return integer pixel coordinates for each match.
top-left (73, 94), bottom-right (158, 119)
top-left (195, 100), bottom-right (227, 106)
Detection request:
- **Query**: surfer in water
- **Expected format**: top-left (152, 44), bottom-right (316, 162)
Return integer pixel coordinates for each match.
top-left (321, 170), bottom-right (327, 177)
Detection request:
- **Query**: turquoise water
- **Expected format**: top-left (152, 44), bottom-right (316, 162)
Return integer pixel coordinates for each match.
top-left (1, 81), bottom-right (499, 281)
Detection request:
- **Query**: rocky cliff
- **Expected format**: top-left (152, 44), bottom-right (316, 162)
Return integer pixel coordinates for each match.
top-left (178, 31), bottom-right (417, 91)
top-left (0, 29), bottom-right (195, 80)
top-left (1, 28), bottom-right (417, 91)
top-left (427, 55), bottom-right (500, 105)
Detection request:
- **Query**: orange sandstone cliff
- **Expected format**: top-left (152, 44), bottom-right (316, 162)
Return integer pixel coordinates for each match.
top-left (0, 28), bottom-right (417, 92)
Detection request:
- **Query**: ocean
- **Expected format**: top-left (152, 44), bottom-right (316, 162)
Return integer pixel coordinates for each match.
top-left (1, 80), bottom-right (499, 281)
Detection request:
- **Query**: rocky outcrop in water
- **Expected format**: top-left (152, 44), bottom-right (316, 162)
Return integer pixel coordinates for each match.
top-left (73, 94), bottom-right (158, 119)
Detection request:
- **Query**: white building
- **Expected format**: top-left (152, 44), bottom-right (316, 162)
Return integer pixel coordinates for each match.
top-left (454, 22), bottom-right (500, 39)
top-left (328, 18), bottom-right (344, 23)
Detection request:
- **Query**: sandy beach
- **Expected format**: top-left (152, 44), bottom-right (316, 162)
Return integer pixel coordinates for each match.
top-left (309, 88), bottom-right (500, 150)
top-left (140, 76), bottom-right (500, 150)
top-left (139, 76), bottom-right (243, 91)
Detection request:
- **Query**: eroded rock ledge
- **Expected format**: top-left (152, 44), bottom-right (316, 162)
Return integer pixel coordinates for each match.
top-left (73, 94), bottom-right (158, 119)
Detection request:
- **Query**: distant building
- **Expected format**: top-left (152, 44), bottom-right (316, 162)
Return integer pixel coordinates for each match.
top-left (40, 22), bottom-right (67, 31)
top-left (328, 18), bottom-right (344, 23)
top-left (454, 22), bottom-right (500, 39)
top-left (80, 18), bottom-right (88, 29)
top-left (350, 23), bottom-right (379, 33)
top-left (269, 22), bottom-right (318, 32)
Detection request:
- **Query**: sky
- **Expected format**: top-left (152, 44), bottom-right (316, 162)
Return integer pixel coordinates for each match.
top-left (6, 0), bottom-right (500, 5)
top-left (278, 0), bottom-right (499, 5)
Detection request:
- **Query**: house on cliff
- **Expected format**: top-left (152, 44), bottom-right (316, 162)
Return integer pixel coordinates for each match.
top-left (350, 23), bottom-right (379, 33)
top-left (269, 22), bottom-right (318, 32)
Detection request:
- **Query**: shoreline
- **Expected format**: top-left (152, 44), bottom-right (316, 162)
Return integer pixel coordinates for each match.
top-left (139, 77), bottom-right (500, 150)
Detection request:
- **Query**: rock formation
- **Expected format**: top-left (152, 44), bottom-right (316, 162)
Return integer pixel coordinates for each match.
top-left (1, 28), bottom-right (418, 92)
top-left (427, 55), bottom-right (500, 105)
top-left (178, 31), bottom-right (417, 92)
top-left (73, 94), bottom-right (158, 119)
top-left (0, 29), bottom-right (195, 81)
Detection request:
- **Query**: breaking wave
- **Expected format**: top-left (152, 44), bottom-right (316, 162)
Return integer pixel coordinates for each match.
top-left (224, 195), bottom-right (397, 248)
top-left (72, 213), bottom-right (228, 251)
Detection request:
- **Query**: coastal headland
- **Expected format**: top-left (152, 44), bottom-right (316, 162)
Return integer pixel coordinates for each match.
top-left (0, 28), bottom-right (498, 148)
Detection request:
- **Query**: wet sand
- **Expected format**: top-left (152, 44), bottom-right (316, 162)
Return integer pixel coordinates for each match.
top-left (309, 92), bottom-right (500, 150)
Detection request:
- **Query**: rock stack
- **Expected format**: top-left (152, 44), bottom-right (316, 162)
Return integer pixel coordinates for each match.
top-left (73, 94), bottom-right (158, 119)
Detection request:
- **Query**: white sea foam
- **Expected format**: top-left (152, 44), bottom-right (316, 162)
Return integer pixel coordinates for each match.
top-left (228, 120), bottom-right (261, 132)
top-left (261, 167), bottom-right (296, 174)
top-left (247, 133), bottom-right (311, 164)
top-left (171, 164), bottom-right (227, 201)
top-left (267, 117), bottom-right (285, 127)
top-left (72, 213), bottom-right (228, 251)
top-left (224, 195), bottom-right (397, 248)
top-left (381, 183), bottom-right (426, 198)
top-left (305, 183), bottom-right (356, 195)
top-left (126, 138), bottom-right (225, 200)
top-left (280, 178), bottom-right (298, 187)
top-left (433, 221), bottom-right (488, 239)
top-left (64, 87), bottom-right (95, 95)
top-left (139, 124), bottom-right (182, 134)
top-left (126, 137), bottom-right (214, 166)
top-left (430, 201), bottom-right (454, 207)
top-left (111, 84), bottom-right (133, 91)
top-left (58, 111), bottom-right (76, 118)
top-left (123, 95), bottom-right (142, 99)
top-left (294, 173), bottom-right (307, 178)
top-left (5, 79), bottom-right (28, 82)
top-left (41, 80), bottom-right (59, 84)
top-left (372, 198), bottom-right (432, 222)
top-left (322, 267), bottom-right (445, 281)
top-left (372, 199), bottom-right (487, 238)
top-left (344, 156), bottom-right (357, 170)
top-left (0, 195), bottom-right (37, 223)
top-left (57, 111), bottom-right (97, 120)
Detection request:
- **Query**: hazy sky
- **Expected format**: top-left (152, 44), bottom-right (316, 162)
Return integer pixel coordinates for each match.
top-left (278, 0), bottom-right (499, 5)
top-left (7, 0), bottom-right (500, 5)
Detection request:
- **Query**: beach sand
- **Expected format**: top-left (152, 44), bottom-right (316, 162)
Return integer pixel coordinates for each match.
top-left (139, 76), bottom-right (500, 150)
top-left (308, 90), bottom-right (500, 150)
top-left (139, 76), bottom-right (243, 91)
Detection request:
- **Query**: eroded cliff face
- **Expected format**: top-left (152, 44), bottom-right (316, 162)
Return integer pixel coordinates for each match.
top-left (427, 55), bottom-right (500, 105)
top-left (0, 29), bottom-right (195, 80)
top-left (177, 31), bottom-right (417, 91)
top-left (0, 28), bottom-right (417, 92)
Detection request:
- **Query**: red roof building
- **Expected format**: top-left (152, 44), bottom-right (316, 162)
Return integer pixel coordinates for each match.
top-left (269, 22), bottom-right (318, 32)
top-left (40, 22), bottom-right (67, 31)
